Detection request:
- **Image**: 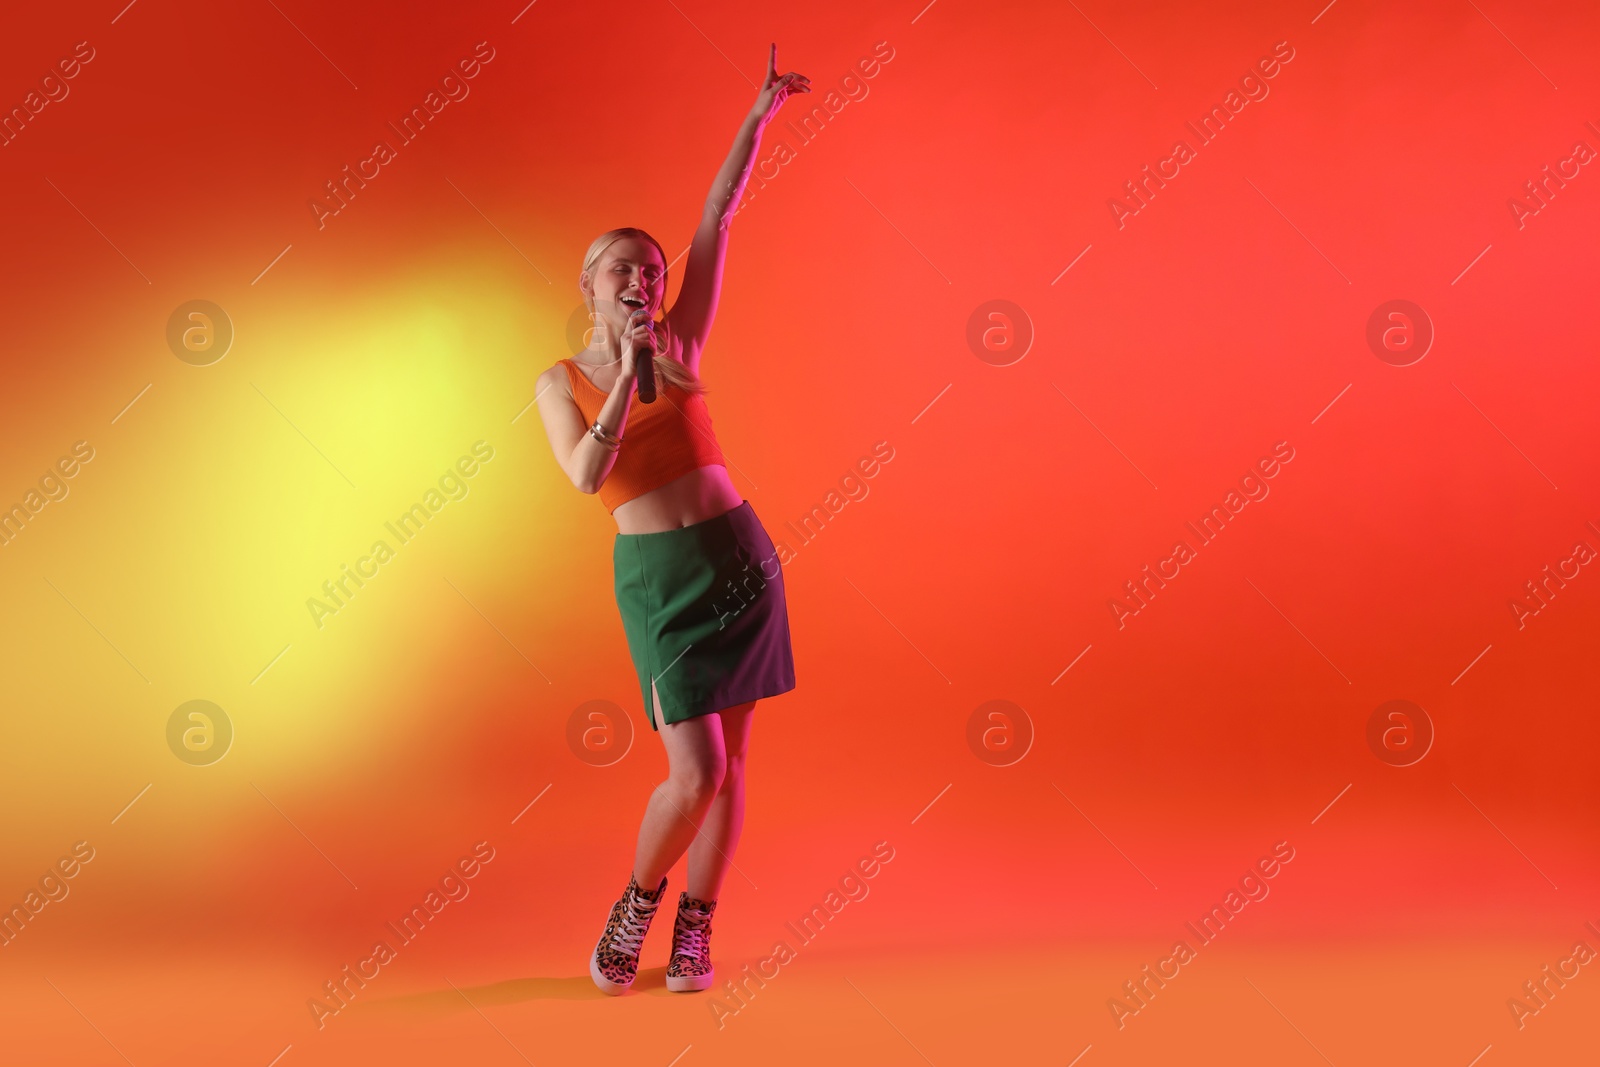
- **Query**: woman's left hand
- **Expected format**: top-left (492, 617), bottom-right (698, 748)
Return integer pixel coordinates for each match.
top-left (750, 43), bottom-right (810, 125)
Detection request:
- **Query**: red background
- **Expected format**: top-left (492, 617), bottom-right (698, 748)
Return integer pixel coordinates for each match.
top-left (0, 0), bottom-right (1596, 1063)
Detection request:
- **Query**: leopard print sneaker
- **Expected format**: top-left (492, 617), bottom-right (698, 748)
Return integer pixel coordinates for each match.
top-left (665, 891), bottom-right (718, 992)
top-left (589, 873), bottom-right (668, 996)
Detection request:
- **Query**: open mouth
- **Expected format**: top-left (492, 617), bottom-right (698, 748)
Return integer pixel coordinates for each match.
top-left (619, 296), bottom-right (647, 311)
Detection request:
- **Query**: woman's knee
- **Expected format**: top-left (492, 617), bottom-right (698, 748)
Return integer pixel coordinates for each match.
top-left (718, 752), bottom-right (747, 791)
top-left (669, 752), bottom-right (726, 803)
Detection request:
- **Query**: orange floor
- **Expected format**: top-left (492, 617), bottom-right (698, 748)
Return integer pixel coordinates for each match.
top-left (4, 941), bottom-right (1595, 1065)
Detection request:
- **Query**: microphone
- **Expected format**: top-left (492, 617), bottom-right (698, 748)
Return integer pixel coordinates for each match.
top-left (630, 308), bottom-right (657, 404)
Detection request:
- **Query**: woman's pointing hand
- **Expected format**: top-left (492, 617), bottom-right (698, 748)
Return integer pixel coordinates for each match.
top-left (751, 43), bottom-right (810, 126)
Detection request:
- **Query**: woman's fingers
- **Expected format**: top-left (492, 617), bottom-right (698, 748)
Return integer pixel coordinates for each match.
top-left (756, 47), bottom-right (813, 110)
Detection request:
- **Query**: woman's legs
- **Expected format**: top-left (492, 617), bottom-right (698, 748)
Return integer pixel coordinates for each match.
top-left (630, 677), bottom-right (727, 889)
top-left (629, 680), bottom-right (756, 896)
top-left (686, 701), bottom-right (754, 900)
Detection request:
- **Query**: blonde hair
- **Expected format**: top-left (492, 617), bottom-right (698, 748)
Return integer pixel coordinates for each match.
top-left (581, 227), bottom-right (706, 396)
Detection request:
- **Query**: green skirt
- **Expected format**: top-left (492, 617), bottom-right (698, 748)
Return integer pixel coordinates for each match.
top-left (613, 500), bottom-right (796, 730)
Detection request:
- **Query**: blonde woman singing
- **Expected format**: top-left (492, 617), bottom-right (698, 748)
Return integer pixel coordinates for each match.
top-left (534, 45), bottom-right (810, 995)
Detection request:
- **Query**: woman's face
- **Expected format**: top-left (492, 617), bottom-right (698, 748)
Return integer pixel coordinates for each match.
top-left (586, 237), bottom-right (666, 338)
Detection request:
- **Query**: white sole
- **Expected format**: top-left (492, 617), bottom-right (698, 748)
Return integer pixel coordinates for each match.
top-left (666, 965), bottom-right (715, 992)
top-left (590, 943), bottom-right (632, 996)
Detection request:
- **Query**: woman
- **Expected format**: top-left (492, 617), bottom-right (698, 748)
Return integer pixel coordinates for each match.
top-left (534, 45), bottom-right (811, 996)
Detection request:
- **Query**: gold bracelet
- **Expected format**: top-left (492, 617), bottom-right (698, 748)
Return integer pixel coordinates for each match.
top-left (589, 420), bottom-right (622, 451)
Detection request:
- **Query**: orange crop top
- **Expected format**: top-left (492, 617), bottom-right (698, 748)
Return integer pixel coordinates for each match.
top-left (559, 358), bottom-right (727, 513)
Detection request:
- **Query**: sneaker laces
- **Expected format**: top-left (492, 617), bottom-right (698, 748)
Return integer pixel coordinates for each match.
top-left (608, 895), bottom-right (658, 957)
top-left (674, 907), bottom-right (713, 959)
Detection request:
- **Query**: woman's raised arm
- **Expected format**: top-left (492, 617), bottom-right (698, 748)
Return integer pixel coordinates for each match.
top-left (667, 44), bottom-right (810, 376)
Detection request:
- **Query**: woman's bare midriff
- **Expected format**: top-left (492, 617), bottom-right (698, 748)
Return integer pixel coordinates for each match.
top-left (612, 464), bottom-right (744, 534)
top-left (560, 352), bottom-right (742, 533)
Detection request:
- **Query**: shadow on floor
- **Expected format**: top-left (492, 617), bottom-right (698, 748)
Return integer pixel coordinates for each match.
top-left (353, 966), bottom-right (693, 1017)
